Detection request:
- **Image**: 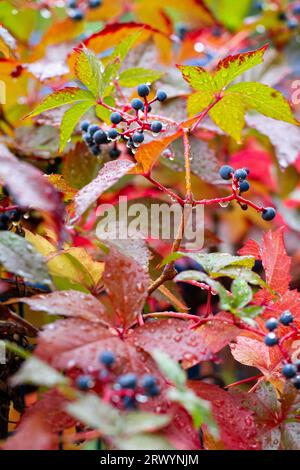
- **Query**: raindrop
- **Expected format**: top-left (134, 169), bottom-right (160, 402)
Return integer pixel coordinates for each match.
top-left (219, 200), bottom-right (230, 208)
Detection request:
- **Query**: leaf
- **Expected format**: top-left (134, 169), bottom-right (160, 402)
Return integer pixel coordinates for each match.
top-left (121, 412), bottom-right (170, 434)
top-left (168, 251), bottom-right (255, 273)
top-left (152, 350), bottom-right (186, 388)
top-left (238, 239), bottom-right (261, 259)
top-left (209, 92), bottom-right (246, 142)
top-left (19, 290), bottom-right (108, 325)
top-left (59, 100), bottom-right (93, 152)
top-left (231, 278), bottom-right (253, 309)
top-left (261, 228), bottom-right (291, 294)
top-left (118, 67), bottom-right (163, 87)
top-left (0, 25), bottom-right (17, 58)
top-left (72, 47), bottom-right (103, 97)
top-left (73, 159), bottom-right (136, 221)
top-left (63, 142), bottom-right (101, 190)
top-left (229, 82), bottom-right (299, 126)
top-left (189, 382), bottom-right (260, 450)
top-left (205, 0), bottom-right (252, 30)
top-left (103, 246), bottom-right (149, 328)
top-left (0, 146), bottom-right (65, 239)
top-left (26, 87), bottom-right (94, 118)
top-left (0, 232), bottom-right (51, 286)
top-left (11, 356), bottom-right (68, 388)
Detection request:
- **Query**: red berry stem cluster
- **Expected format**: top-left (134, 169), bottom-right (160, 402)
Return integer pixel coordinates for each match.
top-left (264, 311), bottom-right (300, 390)
top-left (73, 350), bottom-right (160, 411)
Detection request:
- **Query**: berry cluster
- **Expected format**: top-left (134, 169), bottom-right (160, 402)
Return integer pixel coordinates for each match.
top-left (81, 85), bottom-right (167, 158)
top-left (75, 350), bottom-right (160, 410)
top-left (254, 2), bottom-right (300, 30)
top-left (0, 186), bottom-right (23, 235)
top-left (67, 0), bottom-right (102, 21)
top-left (264, 311), bottom-right (300, 390)
top-left (219, 165), bottom-right (276, 221)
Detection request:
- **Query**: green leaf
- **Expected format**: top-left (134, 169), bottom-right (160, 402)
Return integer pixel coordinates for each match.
top-left (0, 231), bottom-right (51, 285)
top-left (26, 87), bottom-right (94, 118)
top-left (210, 266), bottom-right (265, 286)
top-left (228, 82), bottom-right (299, 126)
top-left (152, 350), bottom-right (186, 389)
top-left (121, 412), bottom-right (170, 434)
top-left (205, 0), bottom-right (252, 30)
top-left (175, 252), bottom-right (255, 273)
top-left (209, 92), bottom-right (246, 142)
top-left (59, 100), bottom-right (93, 152)
top-left (241, 305), bottom-right (264, 319)
top-left (177, 65), bottom-right (217, 92)
top-left (231, 278), bottom-right (253, 309)
top-left (214, 45), bottom-right (268, 89)
top-left (73, 47), bottom-right (103, 98)
top-left (95, 96), bottom-right (116, 123)
top-left (187, 90), bottom-right (216, 116)
top-left (115, 434), bottom-right (174, 450)
top-left (118, 67), bottom-right (164, 87)
top-left (11, 357), bottom-right (68, 388)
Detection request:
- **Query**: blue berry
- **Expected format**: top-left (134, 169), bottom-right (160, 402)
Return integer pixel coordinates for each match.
top-left (93, 129), bottom-right (108, 144)
top-left (280, 310), bottom-right (294, 326)
top-left (254, 2), bottom-right (263, 12)
top-left (107, 129), bottom-right (119, 140)
top-left (83, 132), bottom-right (93, 144)
top-left (264, 332), bottom-right (279, 347)
top-left (293, 375), bottom-right (300, 390)
top-left (287, 18), bottom-right (298, 30)
top-left (239, 180), bottom-right (250, 193)
top-left (132, 132), bottom-right (144, 144)
top-left (67, 0), bottom-right (77, 8)
top-left (234, 168), bottom-right (248, 180)
top-left (147, 384), bottom-right (160, 397)
top-left (88, 124), bottom-right (100, 135)
top-left (131, 98), bottom-right (144, 110)
top-left (262, 207), bottom-right (276, 221)
top-left (151, 121), bottom-right (163, 133)
top-left (219, 165), bottom-right (234, 180)
top-left (282, 363), bottom-right (297, 379)
top-left (110, 112), bottom-right (123, 124)
top-left (278, 12), bottom-right (287, 21)
top-left (69, 8), bottom-right (84, 21)
top-left (118, 373), bottom-right (137, 389)
top-left (8, 209), bottom-right (21, 222)
top-left (293, 5), bottom-right (300, 15)
top-left (156, 90), bottom-right (167, 102)
top-left (123, 395), bottom-right (137, 410)
top-left (76, 375), bottom-right (93, 390)
top-left (80, 120), bottom-right (90, 132)
top-left (0, 214), bottom-right (10, 231)
top-left (265, 317), bottom-right (278, 331)
top-left (109, 148), bottom-right (121, 159)
top-left (88, 0), bottom-right (102, 8)
top-left (137, 84), bottom-right (150, 97)
top-left (141, 374), bottom-right (157, 389)
top-left (99, 350), bottom-right (115, 367)
top-left (90, 144), bottom-right (101, 156)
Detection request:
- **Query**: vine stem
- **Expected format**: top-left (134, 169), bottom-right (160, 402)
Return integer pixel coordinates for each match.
top-left (225, 374), bottom-right (263, 389)
top-left (190, 94), bottom-right (223, 133)
top-left (182, 131), bottom-right (192, 201)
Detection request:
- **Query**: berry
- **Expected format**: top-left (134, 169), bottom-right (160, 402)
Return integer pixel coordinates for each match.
top-left (293, 5), bottom-right (300, 15)
top-left (141, 374), bottom-right (157, 389)
top-left (241, 204), bottom-right (248, 211)
top-left (88, 0), bottom-right (102, 8)
top-left (132, 132), bottom-right (145, 144)
top-left (279, 310), bottom-right (294, 326)
top-left (287, 18), bottom-right (298, 30)
top-left (282, 363), bottom-right (297, 379)
top-left (131, 98), bottom-right (144, 110)
top-left (93, 129), bottom-right (108, 144)
top-left (293, 375), bottom-right (300, 390)
top-left (151, 121), bottom-right (163, 133)
top-left (137, 84), bottom-right (150, 97)
top-left (254, 2), bottom-right (263, 12)
top-left (142, 104), bottom-right (152, 113)
top-left (239, 180), bottom-right (250, 193)
top-left (90, 144), bottom-right (101, 156)
top-left (2, 185), bottom-right (9, 197)
top-left (234, 168), bottom-right (248, 180)
top-left (0, 214), bottom-right (10, 231)
top-left (83, 132), bottom-right (93, 144)
top-left (118, 373), bottom-right (137, 389)
top-left (109, 148), bottom-right (121, 159)
top-left (110, 112), bottom-right (123, 124)
top-left (107, 129), bottom-right (119, 140)
top-left (219, 165), bottom-right (234, 180)
top-left (262, 207), bottom-right (276, 221)
top-left (278, 12), bottom-right (287, 21)
top-left (8, 209), bottom-right (21, 222)
top-left (156, 90), bottom-right (167, 102)
top-left (76, 375), bottom-right (93, 390)
top-left (80, 120), bottom-right (90, 132)
top-left (265, 317), bottom-right (278, 331)
top-left (147, 384), bottom-right (160, 397)
top-left (294, 360), bottom-right (300, 372)
top-left (67, 0), bottom-right (77, 7)
top-left (177, 24), bottom-right (188, 40)
top-left (123, 395), bottom-right (136, 410)
top-left (69, 8), bottom-right (84, 21)
top-left (88, 124), bottom-right (100, 135)
top-left (99, 350), bottom-right (115, 367)
top-left (264, 332), bottom-right (279, 347)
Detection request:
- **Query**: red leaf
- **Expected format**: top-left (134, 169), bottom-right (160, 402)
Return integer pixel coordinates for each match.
top-left (238, 239), bottom-right (261, 259)
top-left (0, 144), bottom-right (65, 240)
top-left (72, 159), bottom-right (136, 221)
top-left (195, 312), bottom-right (240, 352)
top-left (189, 381), bottom-right (260, 450)
top-left (19, 290), bottom-right (109, 325)
top-left (261, 228), bottom-right (291, 294)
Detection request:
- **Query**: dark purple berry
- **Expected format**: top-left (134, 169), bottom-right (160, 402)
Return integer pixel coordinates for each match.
top-left (239, 180), bottom-right (250, 193)
top-left (93, 129), bottom-right (108, 144)
top-left (131, 98), bottom-right (144, 110)
top-left (287, 18), bottom-right (298, 30)
top-left (264, 332), bottom-right (279, 347)
top-left (156, 90), bottom-right (167, 102)
top-left (80, 120), bottom-right (90, 132)
top-left (132, 132), bottom-right (144, 144)
top-left (76, 375), bottom-right (93, 390)
top-left (88, 0), bottom-right (102, 9)
top-left (83, 132), bottom-right (93, 144)
top-left (280, 310), bottom-right (294, 326)
top-left (265, 317), bottom-right (278, 331)
top-left (293, 375), bottom-right (300, 390)
top-left (141, 374), bottom-right (157, 389)
top-left (262, 207), bottom-right (276, 221)
top-left (90, 144), bottom-right (101, 156)
top-left (8, 209), bottom-right (21, 222)
top-left (151, 121), bottom-right (163, 133)
top-left (88, 124), bottom-right (100, 135)
top-left (107, 129), bottom-right (119, 140)
top-left (282, 363), bottom-right (297, 379)
top-left (109, 148), bottom-right (121, 159)
top-left (137, 84), bottom-right (150, 97)
top-left (219, 165), bottom-right (234, 180)
top-left (234, 168), bottom-right (248, 180)
top-left (123, 395), bottom-right (137, 410)
top-left (99, 350), bottom-right (115, 367)
top-left (0, 214), bottom-right (10, 231)
top-left (110, 112), bottom-right (123, 124)
top-left (69, 8), bottom-right (84, 21)
top-left (118, 373), bottom-right (137, 389)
